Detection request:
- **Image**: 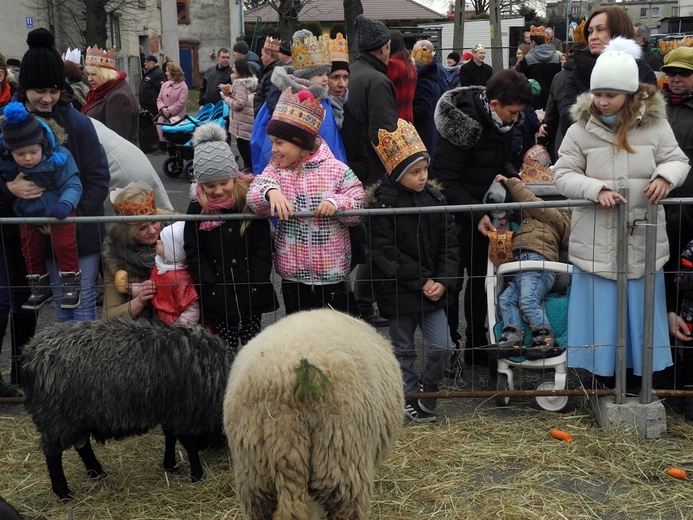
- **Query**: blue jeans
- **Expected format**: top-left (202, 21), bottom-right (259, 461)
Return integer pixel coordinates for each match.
top-left (498, 252), bottom-right (556, 330)
top-left (388, 308), bottom-right (455, 394)
top-left (47, 252), bottom-right (100, 322)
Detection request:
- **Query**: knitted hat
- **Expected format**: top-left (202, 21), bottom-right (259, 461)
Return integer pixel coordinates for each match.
top-left (266, 89), bottom-right (325, 150)
top-left (355, 15), bottom-right (390, 52)
top-left (1, 102), bottom-right (45, 151)
top-left (373, 119), bottom-right (429, 182)
top-left (590, 37), bottom-right (642, 94)
top-left (662, 46), bottom-right (693, 72)
top-left (144, 55), bottom-right (158, 63)
top-left (19, 28), bottom-right (65, 90)
top-left (192, 123), bottom-right (238, 183)
top-left (447, 52), bottom-right (460, 63)
top-left (159, 221), bottom-right (186, 264)
top-left (292, 30), bottom-right (331, 79)
top-left (232, 40), bottom-right (249, 54)
top-left (279, 40), bottom-right (292, 57)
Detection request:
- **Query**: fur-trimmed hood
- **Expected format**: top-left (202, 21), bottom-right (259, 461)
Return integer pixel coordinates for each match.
top-left (434, 86), bottom-right (485, 149)
top-left (232, 76), bottom-right (258, 92)
top-left (570, 87), bottom-right (668, 128)
top-left (0, 113), bottom-right (67, 149)
top-left (270, 66), bottom-right (327, 101)
top-left (364, 177), bottom-right (444, 206)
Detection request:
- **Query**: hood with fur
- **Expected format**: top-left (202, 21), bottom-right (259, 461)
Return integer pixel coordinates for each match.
top-left (270, 66), bottom-right (327, 101)
top-left (232, 76), bottom-right (258, 92)
top-left (570, 87), bottom-right (667, 129)
top-left (434, 86), bottom-right (485, 149)
top-left (363, 178), bottom-right (444, 206)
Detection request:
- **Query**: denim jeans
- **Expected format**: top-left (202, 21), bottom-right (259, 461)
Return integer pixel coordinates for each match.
top-left (388, 308), bottom-right (455, 394)
top-left (498, 251), bottom-right (556, 330)
top-left (47, 252), bottom-right (100, 322)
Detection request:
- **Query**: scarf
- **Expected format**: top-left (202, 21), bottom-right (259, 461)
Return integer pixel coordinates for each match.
top-left (116, 239), bottom-right (156, 270)
top-left (480, 91), bottom-right (521, 133)
top-left (196, 182), bottom-right (234, 231)
top-left (600, 114), bottom-right (617, 126)
top-left (81, 70), bottom-right (127, 115)
top-left (661, 84), bottom-right (693, 106)
top-left (155, 254), bottom-right (186, 275)
top-left (328, 89), bottom-right (348, 129)
top-left (0, 83), bottom-right (11, 107)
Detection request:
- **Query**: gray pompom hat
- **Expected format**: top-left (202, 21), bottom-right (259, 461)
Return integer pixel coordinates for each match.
top-left (192, 123), bottom-right (238, 183)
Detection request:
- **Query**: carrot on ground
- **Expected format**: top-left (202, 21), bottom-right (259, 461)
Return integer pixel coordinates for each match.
top-left (666, 467), bottom-right (687, 480)
top-left (550, 428), bottom-right (573, 442)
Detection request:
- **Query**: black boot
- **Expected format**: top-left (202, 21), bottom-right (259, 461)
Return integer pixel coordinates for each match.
top-left (22, 274), bottom-right (53, 310)
top-left (9, 312), bottom-right (37, 385)
top-left (59, 271), bottom-right (81, 309)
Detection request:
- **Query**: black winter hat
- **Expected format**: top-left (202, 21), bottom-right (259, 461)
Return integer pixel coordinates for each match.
top-left (232, 41), bottom-right (249, 54)
top-left (279, 40), bottom-right (292, 57)
top-left (19, 28), bottom-right (65, 91)
top-left (2, 102), bottom-right (45, 151)
top-left (355, 15), bottom-right (390, 52)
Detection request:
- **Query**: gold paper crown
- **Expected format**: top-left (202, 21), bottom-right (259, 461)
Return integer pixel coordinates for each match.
top-left (412, 47), bottom-right (433, 65)
top-left (113, 190), bottom-right (157, 217)
top-left (530, 25), bottom-right (546, 37)
top-left (272, 89), bottom-right (325, 138)
top-left (471, 43), bottom-right (485, 52)
top-left (325, 33), bottom-right (349, 64)
top-left (263, 36), bottom-right (281, 53)
top-left (573, 20), bottom-right (586, 44)
top-left (85, 45), bottom-right (117, 70)
top-left (520, 160), bottom-right (554, 184)
top-left (292, 35), bottom-right (331, 71)
top-left (373, 119), bottom-right (428, 176)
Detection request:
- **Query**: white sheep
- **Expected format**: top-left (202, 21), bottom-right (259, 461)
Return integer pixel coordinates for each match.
top-left (224, 309), bottom-right (404, 519)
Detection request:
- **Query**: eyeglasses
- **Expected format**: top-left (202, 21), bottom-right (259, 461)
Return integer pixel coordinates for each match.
top-left (666, 69), bottom-right (693, 78)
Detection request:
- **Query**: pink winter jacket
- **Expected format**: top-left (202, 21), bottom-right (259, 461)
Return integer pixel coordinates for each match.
top-left (247, 140), bottom-right (364, 283)
top-left (225, 76), bottom-right (257, 141)
top-left (156, 80), bottom-right (188, 140)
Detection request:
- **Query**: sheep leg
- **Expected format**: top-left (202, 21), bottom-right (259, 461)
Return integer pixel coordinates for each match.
top-left (74, 438), bottom-right (106, 479)
top-left (44, 451), bottom-right (72, 500)
top-left (179, 436), bottom-right (204, 482)
top-left (163, 431), bottom-right (180, 473)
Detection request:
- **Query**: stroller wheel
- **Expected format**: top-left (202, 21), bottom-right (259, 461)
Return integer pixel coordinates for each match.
top-left (163, 157), bottom-right (183, 178)
top-left (184, 160), bottom-right (195, 181)
top-left (496, 373), bottom-right (511, 407)
top-left (535, 378), bottom-right (569, 412)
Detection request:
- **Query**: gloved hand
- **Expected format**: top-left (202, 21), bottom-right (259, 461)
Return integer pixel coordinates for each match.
top-left (49, 201), bottom-right (72, 220)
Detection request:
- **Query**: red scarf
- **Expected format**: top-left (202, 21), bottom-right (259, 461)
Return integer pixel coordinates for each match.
top-left (0, 83), bottom-right (12, 107)
top-left (81, 70), bottom-right (127, 115)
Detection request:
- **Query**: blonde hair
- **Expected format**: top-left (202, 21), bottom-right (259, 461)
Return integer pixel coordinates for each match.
top-left (196, 175), bottom-right (253, 236)
top-left (589, 83), bottom-right (656, 154)
top-left (109, 185), bottom-right (161, 245)
top-left (166, 62), bottom-right (184, 83)
top-left (84, 65), bottom-right (119, 83)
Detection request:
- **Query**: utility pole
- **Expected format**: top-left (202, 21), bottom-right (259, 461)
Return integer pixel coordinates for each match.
top-left (488, 0), bottom-right (503, 71)
top-left (453, 0), bottom-right (465, 52)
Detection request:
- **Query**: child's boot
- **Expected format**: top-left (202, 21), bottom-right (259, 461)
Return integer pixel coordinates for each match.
top-left (497, 325), bottom-right (524, 358)
top-left (59, 271), bottom-right (81, 310)
top-left (524, 325), bottom-right (560, 360)
top-left (22, 274), bottom-right (53, 311)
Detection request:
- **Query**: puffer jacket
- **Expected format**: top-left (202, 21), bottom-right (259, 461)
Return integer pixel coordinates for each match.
top-left (367, 176), bottom-right (459, 318)
top-left (247, 140), bottom-right (364, 283)
top-left (225, 76), bottom-right (257, 140)
top-left (553, 90), bottom-right (689, 279)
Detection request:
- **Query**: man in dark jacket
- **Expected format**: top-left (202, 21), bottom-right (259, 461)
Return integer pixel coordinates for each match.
top-left (411, 40), bottom-right (446, 160)
top-left (254, 37), bottom-right (281, 115)
top-left (431, 69), bottom-right (534, 366)
top-left (524, 29), bottom-right (561, 110)
top-left (232, 40), bottom-right (261, 74)
top-left (139, 55), bottom-right (166, 115)
top-left (458, 44), bottom-right (493, 87)
top-left (199, 48), bottom-right (232, 107)
top-left (634, 22), bottom-right (664, 73)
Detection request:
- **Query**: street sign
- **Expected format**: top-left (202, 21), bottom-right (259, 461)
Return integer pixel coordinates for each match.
top-left (26, 16), bottom-right (34, 28)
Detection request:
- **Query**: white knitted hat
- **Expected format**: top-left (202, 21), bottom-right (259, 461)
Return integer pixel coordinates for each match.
top-left (590, 37), bottom-right (643, 94)
top-left (160, 221), bottom-right (186, 264)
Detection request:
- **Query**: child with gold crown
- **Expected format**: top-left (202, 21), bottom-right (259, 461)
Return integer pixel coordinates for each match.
top-left (366, 119), bottom-right (459, 423)
top-left (248, 88), bottom-right (363, 314)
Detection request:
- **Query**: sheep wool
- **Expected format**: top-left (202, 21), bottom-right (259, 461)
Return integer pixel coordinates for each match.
top-left (21, 317), bottom-right (230, 500)
top-left (224, 308), bottom-right (404, 520)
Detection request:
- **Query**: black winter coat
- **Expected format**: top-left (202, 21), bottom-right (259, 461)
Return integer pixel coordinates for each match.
top-left (199, 64), bottom-right (232, 106)
top-left (413, 61), bottom-right (446, 160)
top-left (139, 65), bottom-right (166, 113)
top-left (431, 86), bottom-right (517, 220)
top-left (369, 177), bottom-right (459, 318)
top-left (184, 202), bottom-right (278, 323)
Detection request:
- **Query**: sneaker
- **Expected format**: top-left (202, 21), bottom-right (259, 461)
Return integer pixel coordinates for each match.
top-left (524, 326), bottom-right (560, 360)
top-left (497, 325), bottom-right (524, 359)
top-left (404, 399), bottom-right (436, 423)
top-left (22, 274), bottom-right (53, 311)
top-left (418, 382), bottom-right (438, 414)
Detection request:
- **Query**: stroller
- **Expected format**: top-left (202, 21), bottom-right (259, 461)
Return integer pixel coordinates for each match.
top-left (159, 101), bottom-right (229, 181)
top-left (484, 160), bottom-right (572, 412)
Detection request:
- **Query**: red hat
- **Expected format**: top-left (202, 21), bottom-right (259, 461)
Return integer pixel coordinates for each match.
top-left (462, 51), bottom-right (473, 61)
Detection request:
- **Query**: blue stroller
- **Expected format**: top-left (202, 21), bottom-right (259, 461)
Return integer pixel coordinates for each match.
top-left (160, 101), bottom-right (229, 181)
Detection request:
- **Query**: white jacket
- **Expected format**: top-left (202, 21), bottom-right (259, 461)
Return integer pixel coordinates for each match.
top-left (553, 90), bottom-right (689, 279)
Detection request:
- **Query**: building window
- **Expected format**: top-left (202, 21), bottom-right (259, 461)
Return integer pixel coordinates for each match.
top-left (109, 12), bottom-right (121, 50)
top-left (640, 8), bottom-right (647, 17)
top-left (177, 0), bottom-right (190, 24)
top-left (652, 7), bottom-right (659, 17)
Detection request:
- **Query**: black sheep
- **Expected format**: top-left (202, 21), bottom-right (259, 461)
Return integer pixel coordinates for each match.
top-left (21, 318), bottom-right (230, 500)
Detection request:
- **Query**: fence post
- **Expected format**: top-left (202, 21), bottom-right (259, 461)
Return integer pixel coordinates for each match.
top-left (640, 201), bottom-right (658, 404)
top-left (615, 188), bottom-right (629, 405)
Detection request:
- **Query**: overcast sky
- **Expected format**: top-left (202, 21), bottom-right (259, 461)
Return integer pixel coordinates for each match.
top-left (417, 0), bottom-right (452, 16)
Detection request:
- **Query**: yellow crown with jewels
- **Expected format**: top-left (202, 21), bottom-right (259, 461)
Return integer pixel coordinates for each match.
top-left (411, 47), bottom-right (433, 65)
top-left (530, 25), bottom-right (546, 37)
top-left (113, 190), bottom-right (157, 217)
top-left (263, 36), bottom-right (281, 53)
top-left (373, 119), bottom-right (428, 176)
top-left (292, 34), bottom-right (331, 71)
top-left (273, 89), bottom-right (325, 138)
top-left (573, 20), bottom-right (586, 44)
top-left (325, 33), bottom-right (349, 63)
top-left (85, 45), bottom-right (117, 70)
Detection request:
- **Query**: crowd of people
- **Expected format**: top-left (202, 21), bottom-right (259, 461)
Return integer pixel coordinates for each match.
top-left (3, 7), bottom-right (693, 424)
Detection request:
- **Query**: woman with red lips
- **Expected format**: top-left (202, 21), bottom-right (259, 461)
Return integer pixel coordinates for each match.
top-left (558, 6), bottom-right (657, 136)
